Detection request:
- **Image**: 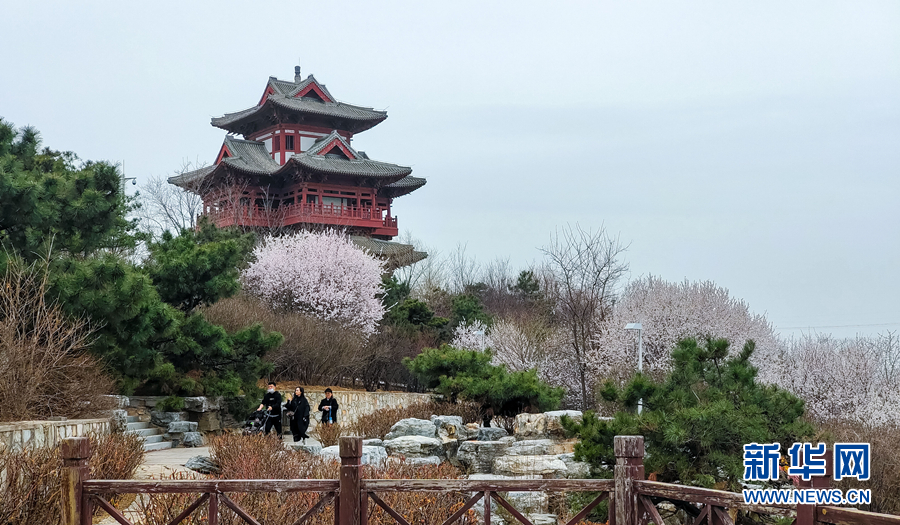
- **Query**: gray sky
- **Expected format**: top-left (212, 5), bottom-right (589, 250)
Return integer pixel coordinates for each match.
top-left (2, 1), bottom-right (898, 338)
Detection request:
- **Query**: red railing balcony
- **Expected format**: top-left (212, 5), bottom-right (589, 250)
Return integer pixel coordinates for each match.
top-left (203, 203), bottom-right (398, 235)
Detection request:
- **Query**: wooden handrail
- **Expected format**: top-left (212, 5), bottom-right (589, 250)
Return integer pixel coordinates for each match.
top-left (82, 479), bottom-right (339, 494)
top-left (361, 479), bottom-right (614, 492)
top-left (635, 480), bottom-right (794, 516)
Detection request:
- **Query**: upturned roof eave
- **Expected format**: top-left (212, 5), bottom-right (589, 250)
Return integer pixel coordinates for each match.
top-left (210, 97), bottom-right (388, 134)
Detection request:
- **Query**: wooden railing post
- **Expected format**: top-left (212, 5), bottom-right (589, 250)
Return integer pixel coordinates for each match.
top-left (614, 435), bottom-right (645, 525)
top-left (339, 436), bottom-right (364, 525)
top-left (60, 437), bottom-right (92, 525)
top-left (796, 448), bottom-right (832, 525)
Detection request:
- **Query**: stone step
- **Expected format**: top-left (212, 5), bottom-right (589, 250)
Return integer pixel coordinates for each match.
top-left (143, 441), bottom-right (173, 452)
top-left (126, 427), bottom-right (161, 437)
top-left (126, 415), bottom-right (141, 423)
top-left (143, 434), bottom-right (165, 444)
top-left (126, 421), bottom-right (150, 431)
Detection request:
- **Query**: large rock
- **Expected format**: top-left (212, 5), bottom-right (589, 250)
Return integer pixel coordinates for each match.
top-left (385, 418), bottom-right (437, 440)
top-left (289, 442), bottom-right (323, 455)
top-left (320, 445), bottom-right (388, 465)
top-left (182, 432), bottom-right (204, 447)
top-left (543, 410), bottom-right (582, 438)
top-left (196, 411), bottom-right (221, 432)
top-left (506, 492), bottom-right (548, 514)
top-left (363, 438), bottom-right (383, 447)
top-left (557, 453), bottom-right (591, 479)
top-left (477, 427), bottom-right (509, 441)
top-left (383, 436), bottom-right (443, 458)
top-left (457, 441), bottom-right (511, 473)
top-left (513, 413), bottom-right (547, 440)
top-left (507, 439), bottom-right (553, 456)
top-left (525, 514), bottom-right (557, 525)
top-left (185, 455), bottom-right (220, 474)
top-left (492, 455), bottom-right (567, 477)
top-left (431, 415), bottom-right (465, 442)
top-left (151, 411), bottom-right (188, 427)
top-left (168, 421), bottom-right (199, 433)
top-left (184, 396), bottom-right (222, 412)
top-left (110, 409), bottom-right (128, 433)
top-left (394, 455), bottom-right (442, 466)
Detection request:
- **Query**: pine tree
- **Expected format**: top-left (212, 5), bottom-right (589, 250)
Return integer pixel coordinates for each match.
top-left (405, 345), bottom-right (564, 415)
top-left (564, 337), bottom-right (814, 490)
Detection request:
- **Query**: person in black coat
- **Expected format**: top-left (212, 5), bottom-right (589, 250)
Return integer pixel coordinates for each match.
top-left (286, 386), bottom-right (311, 442)
top-left (318, 388), bottom-right (339, 425)
top-left (257, 381), bottom-right (283, 437)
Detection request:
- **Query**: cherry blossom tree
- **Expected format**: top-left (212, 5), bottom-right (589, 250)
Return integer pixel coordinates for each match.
top-left (776, 332), bottom-right (900, 426)
top-left (590, 276), bottom-right (779, 383)
top-left (450, 320), bottom-right (489, 351)
top-left (241, 230), bottom-right (385, 334)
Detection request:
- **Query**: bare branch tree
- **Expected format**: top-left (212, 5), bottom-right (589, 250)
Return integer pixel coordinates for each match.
top-left (540, 224), bottom-right (629, 409)
top-left (136, 162), bottom-right (205, 236)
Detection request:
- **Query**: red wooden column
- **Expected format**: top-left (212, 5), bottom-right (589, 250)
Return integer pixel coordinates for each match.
top-left (796, 450), bottom-right (833, 525)
top-left (60, 437), bottom-right (92, 525)
top-left (339, 436), bottom-right (365, 525)
top-left (614, 435), bottom-right (645, 525)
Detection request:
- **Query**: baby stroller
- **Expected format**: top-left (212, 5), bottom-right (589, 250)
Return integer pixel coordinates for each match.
top-left (243, 409), bottom-right (277, 435)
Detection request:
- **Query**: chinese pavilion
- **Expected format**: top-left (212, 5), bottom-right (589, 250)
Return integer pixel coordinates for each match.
top-left (169, 66), bottom-right (426, 267)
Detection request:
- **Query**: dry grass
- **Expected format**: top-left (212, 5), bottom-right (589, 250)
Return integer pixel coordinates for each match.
top-left (0, 431), bottom-right (145, 525)
top-left (0, 259), bottom-right (115, 422)
top-left (346, 401), bottom-right (481, 439)
top-left (315, 422), bottom-right (344, 447)
top-left (816, 420), bottom-right (900, 515)
top-left (202, 295), bottom-right (366, 386)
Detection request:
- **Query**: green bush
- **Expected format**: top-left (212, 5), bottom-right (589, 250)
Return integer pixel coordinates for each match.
top-left (156, 395), bottom-right (185, 412)
top-left (405, 345), bottom-right (563, 416)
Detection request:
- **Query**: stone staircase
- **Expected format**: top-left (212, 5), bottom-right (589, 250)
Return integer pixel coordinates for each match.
top-left (125, 415), bottom-right (172, 452)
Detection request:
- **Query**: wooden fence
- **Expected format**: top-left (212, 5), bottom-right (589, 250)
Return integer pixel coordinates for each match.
top-left (60, 435), bottom-right (900, 525)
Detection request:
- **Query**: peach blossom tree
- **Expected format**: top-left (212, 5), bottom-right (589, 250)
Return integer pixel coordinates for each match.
top-left (587, 276), bottom-right (780, 384)
top-left (241, 230), bottom-right (385, 335)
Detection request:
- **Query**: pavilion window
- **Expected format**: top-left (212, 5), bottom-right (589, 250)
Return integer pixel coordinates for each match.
top-left (306, 194), bottom-right (318, 204)
top-left (285, 135), bottom-right (295, 151)
top-left (273, 136), bottom-right (281, 152)
top-left (282, 197), bottom-right (294, 206)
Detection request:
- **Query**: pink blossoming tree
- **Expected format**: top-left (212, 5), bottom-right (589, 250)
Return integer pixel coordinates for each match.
top-left (589, 276), bottom-right (780, 384)
top-left (242, 230), bottom-right (385, 335)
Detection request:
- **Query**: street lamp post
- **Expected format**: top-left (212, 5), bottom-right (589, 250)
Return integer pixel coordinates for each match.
top-left (624, 322), bottom-right (643, 414)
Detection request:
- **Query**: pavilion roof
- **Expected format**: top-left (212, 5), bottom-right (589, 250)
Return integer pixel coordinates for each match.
top-left (381, 176), bottom-right (427, 198)
top-left (168, 133), bottom-right (414, 189)
top-left (211, 74), bottom-right (387, 135)
top-left (350, 236), bottom-right (428, 269)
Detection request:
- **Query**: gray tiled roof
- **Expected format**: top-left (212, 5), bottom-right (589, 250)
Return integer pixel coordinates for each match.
top-left (350, 236), bottom-right (428, 269)
top-left (381, 176), bottom-right (426, 197)
top-left (212, 75), bottom-right (386, 131)
top-left (169, 133), bottom-right (413, 188)
top-left (290, 131), bottom-right (412, 178)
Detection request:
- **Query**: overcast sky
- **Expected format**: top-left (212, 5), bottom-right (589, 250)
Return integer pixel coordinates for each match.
top-left (2, 1), bottom-right (898, 338)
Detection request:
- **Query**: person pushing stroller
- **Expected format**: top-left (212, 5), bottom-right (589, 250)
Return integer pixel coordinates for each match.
top-left (257, 381), bottom-right (283, 438)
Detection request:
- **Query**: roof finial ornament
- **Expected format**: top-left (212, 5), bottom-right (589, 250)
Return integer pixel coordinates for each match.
top-left (294, 62), bottom-right (302, 83)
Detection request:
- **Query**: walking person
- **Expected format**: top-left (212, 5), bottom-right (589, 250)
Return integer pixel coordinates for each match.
top-left (257, 381), bottom-right (283, 438)
top-left (318, 388), bottom-right (339, 425)
top-left (286, 386), bottom-right (311, 442)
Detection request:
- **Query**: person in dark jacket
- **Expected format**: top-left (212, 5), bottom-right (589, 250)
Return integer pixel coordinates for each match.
top-left (318, 388), bottom-right (339, 425)
top-left (286, 386), bottom-right (311, 442)
top-left (257, 381), bottom-right (283, 437)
